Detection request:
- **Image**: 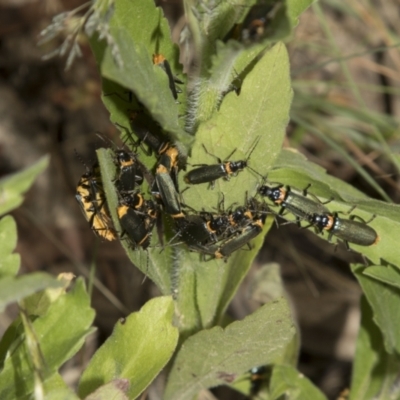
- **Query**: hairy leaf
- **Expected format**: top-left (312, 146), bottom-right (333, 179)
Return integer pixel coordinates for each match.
top-left (165, 297), bottom-right (295, 400)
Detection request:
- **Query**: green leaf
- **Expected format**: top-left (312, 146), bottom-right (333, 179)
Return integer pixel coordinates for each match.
top-left (165, 296), bottom-right (296, 400)
top-left (44, 388), bottom-right (80, 400)
top-left (0, 155), bottom-right (49, 216)
top-left (90, 0), bottom-right (190, 146)
top-left (269, 365), bottom-right (327, 400)
top-left (96, 148), bottom-right (173, 294)
top-left (84, 380), bottom-right (129, 400)
top-left (270, 149), bottom-right (366, 199)
top-left (108, 0), bottom-right (181, 73)
top-left (22, 272), bottom-right (76, 317)
top-left (78, 296), bottom-right (178, 400)
top-left (0, 272), bottom-right (63, 312)
top-left (43, 373), bottom-right (81, 400)
top-left (186, 0), bottom-right (255, 74)
top-left (363, 265), bottom-right (400, 290)
top-left (188, 39), bottom-right (268, 132)
top-left (0, 215), bottom-right (20, 278)
top-left (229, 265), bottom-right (299, 396)
top-left (181, 42), bottom-right (292, 211)
top-left (0, 278), bottom-right (96, 399)
top-left (352, 265), bottom-right (400, 355)
top-left (248, 262), bottom-right (287, 304)
top-left (173, 42), bottom-right (291, 336)
top-left (0, 319), bottom-right (23, 371)
top-left (99, 78), bottom-right (166, 175)
top-left (202, 0), bottom-right (254, 44)
top-left (173, 218), bottom-right (274, 337)
top-left (349, 296), bottom-right (400, 400)
top-left (287, 0), bottom-right (316, 27)
top-left (267, 150), bottom-right (397, 266)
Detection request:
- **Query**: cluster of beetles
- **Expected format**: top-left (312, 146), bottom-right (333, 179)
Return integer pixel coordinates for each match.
top-left (75, 54), bottom-right (379, 265)
top-left (74, 8), bottom-right (380, 397)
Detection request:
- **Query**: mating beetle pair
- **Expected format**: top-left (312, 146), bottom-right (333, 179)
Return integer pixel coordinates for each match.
top-left (75, 147), bottom-right (158, 250)
top-left (258, 183), bottom-right (378, 247)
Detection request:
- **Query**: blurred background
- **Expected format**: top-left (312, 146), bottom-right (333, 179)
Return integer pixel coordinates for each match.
top-left (0, 0), bottom-right (399, 398)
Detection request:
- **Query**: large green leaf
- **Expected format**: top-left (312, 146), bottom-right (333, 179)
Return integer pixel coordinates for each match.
top-left (90, 0), bottom-right (189, 146)
top-left (84, 380), bottom-right (129, 400)
top-left (349, 296), bottom-right (400, 400)
top-left (165, 296), bottom-right (296, 400)
top-left (0, 216), bottom-right (19, 278)
top-left (78, 296), bottom-right (179, 400)
top-left (0, 155), bottom-right (49, 216)
top-left (0, 278), bottom-right (96, 399)
top-left (352, 265), bottom-right (400, 355)
top-left (173, 218), bottom-right (273, 337)
top-left (172, 42), bottom-right (291, 335)
top-left (181, 41), bottom-right (292, 211)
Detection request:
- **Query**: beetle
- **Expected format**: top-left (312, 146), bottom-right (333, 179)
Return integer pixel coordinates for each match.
top-left (308, 211), bottom-right (378, 247)
top-left (114, 149), bottom-right (144, 194)
top-left (153, 53), bottom-right (184, 100)
top-left (117, 194), bottom-right (158, 250)
top-left (213, 214), bottom-right (266, 259)
top-left (194, 199), bottom-right (268, 260)
top-left (127, 111), bottom-right (171, 156)
top-left (258, 183), bottom-right (330, 222)
top-left (184, 137), bottom-right (260, 187)
top-left (249, 365), bottom-right (269, 397)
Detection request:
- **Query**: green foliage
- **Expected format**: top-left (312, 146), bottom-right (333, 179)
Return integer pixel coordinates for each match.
top-left (0, 155), bottom-right (49, 216)
top-left (3, 0), bottom-right (400, 399)
top-left (84, 380), bottom-right (130, 400)
top-left (180, 42), bottom-right (292, 210)
top-left (165, 296), bottom-right (296, 400)
top-left (348, 296), bottom-right (400, 400)
top-left (0, 216), bottom-right (20, 278)
top-left (232, 364), bottom-right (326, 400)
top-left (353, 265), bottom-right (400, 355)
top-left (268, 365), bottom-right (328, 400)
top-left (90, 0), bottom-right (188, 146)
top-left (0, 273), bottom-right (63, 313)
top-left (79, 296), bottom-right (178, 399)
top-left (0, 278), bottom-right (96, 399)
top-left (172, 217), bottom-right (274, 338)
